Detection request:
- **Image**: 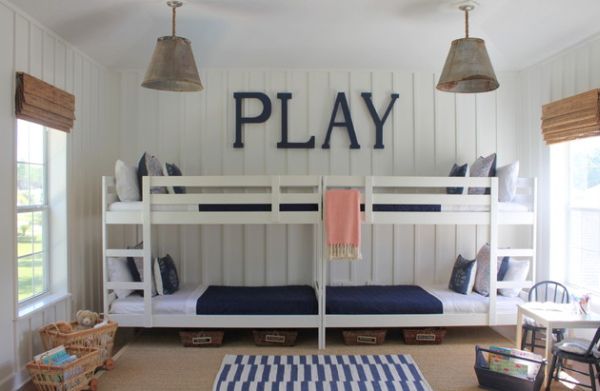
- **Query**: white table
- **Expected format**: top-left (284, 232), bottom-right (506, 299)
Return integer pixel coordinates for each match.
top-left (515, 302), bottom-right (600, 383)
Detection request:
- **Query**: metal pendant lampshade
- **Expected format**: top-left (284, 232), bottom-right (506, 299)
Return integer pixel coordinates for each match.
top-left (437, 4), bottom-right (499, 93)
top-left (142, 1), bottom-right (203, 92)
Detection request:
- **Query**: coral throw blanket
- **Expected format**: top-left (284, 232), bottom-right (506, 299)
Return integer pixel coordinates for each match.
top-left (325, 189), bottom-right (361, 260)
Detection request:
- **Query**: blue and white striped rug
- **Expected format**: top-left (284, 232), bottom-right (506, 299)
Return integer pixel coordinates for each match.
top-left (213, 354), bottom-right (433, 391)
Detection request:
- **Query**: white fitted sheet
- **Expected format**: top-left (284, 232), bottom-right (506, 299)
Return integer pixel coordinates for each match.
top-left (110, 284), bottom-right (206, 315)
top-left (109, 201), bottom-right (529, 213)
top-left (426, 285), bottom-right (524, 313)
top-left (110, 284), bottom-right (523, 316)
top-left (442, 202), bottom-right (529, 212)
top-left (108, 201), bottom-right (194, 212)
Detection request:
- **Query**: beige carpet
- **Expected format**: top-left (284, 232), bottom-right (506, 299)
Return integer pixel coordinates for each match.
top-left (99, 327), bottom-right (576, 391)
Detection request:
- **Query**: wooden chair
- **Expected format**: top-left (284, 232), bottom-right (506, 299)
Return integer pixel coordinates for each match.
top-left (546, 327), bottom-right (600, 391)
top-left (521, 281), bottom-right (570, 352)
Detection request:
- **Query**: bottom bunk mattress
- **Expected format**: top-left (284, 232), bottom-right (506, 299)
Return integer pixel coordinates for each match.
top-left (326, 285), bottom-right (524, 315)
top-left (109, 284), bottom-right (318, 315)
top-left (196, 285), bottom-right (318, 315)
top-left (326, 285), bottom-right (443, 315)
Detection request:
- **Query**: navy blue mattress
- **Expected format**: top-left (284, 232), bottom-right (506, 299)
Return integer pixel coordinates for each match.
top-left (196, 285), bottom-right (318, 315)
top-left (196, 203), bottom-right (444, 212)
top-left (198, 204), bottom-right (318, 212)
top-left (326, 285), bottom-right (443, 315)
top-left (360, 204), bottom-right (441, 212)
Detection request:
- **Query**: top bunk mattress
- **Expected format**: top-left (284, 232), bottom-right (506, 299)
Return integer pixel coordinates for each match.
top-left (110, 284), bottom-right (318, 315)
top-left (108, 202), bottom-right (318, 212)
top-left (325, 285), bottom-right (524, 315)
top-left (368, 202), bottom-right (529, 213)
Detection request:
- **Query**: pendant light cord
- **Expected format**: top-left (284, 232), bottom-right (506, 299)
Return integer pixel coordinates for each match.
top-left (464, 8), bottom-right (469, 38)
top-left (172, 5), bottom-right (176, 37)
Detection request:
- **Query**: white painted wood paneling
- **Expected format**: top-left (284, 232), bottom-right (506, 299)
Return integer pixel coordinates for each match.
top-left (117, 69), bottom-right (522, 288)
top-left (518, 35), bottom-right (600, 282)
top-left (0, 1), bottom-right (119, 389)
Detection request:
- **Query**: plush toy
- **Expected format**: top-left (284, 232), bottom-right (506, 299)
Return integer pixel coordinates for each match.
top-left (55, 321), bottom-right (73, 334)
top-left (76, 310), bottom-right (100, 328)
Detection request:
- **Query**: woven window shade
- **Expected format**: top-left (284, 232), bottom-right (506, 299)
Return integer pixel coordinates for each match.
top-left (541, 89), bottom-right (600, 145)
top-left (15, 72), bottom-right (75, 133)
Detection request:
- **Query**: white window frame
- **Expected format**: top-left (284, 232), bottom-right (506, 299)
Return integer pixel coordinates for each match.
top-left (16, 125), bottom-right (50, 305)
top-left (564, 137), bottom-right (600, 295)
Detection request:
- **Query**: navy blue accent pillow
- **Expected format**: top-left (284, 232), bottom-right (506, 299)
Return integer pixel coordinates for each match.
top-left (126, 257), bottom-right (141, 282)
top-left (497, 256), bottom-right (510, 281)
top-left (155, 254), bottom-right (179, 295)
top-left (447, 163), bottom-right (468, 194)
top-left (449, 255), bottom-right (477, 295)
top-left (164, 162), bottom-right (186, 194)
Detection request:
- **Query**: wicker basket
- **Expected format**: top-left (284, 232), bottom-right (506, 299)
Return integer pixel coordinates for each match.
top-left (402, 328), bottom-right (446, 345)
top-left (342, 329), bottom-right (387, 345)
top-left (39, 319), bottom-right (118, 370)
top-left (26, 346), bottom-right (100, 391)
top-left (179, 330), bottom-right (224, 347)
top-left (252, 330), bottom-right (298, 346)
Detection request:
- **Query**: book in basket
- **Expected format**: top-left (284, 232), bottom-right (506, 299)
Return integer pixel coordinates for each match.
top-left (488, 346), bottom-right (542, 380)
top-left (34, 345), bottom-right (77, 366)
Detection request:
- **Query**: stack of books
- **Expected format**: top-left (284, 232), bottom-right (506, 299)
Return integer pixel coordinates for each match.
top-left (34, 345), bottom-right (77, 366)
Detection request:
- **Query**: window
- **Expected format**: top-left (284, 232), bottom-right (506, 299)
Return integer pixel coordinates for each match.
top-left (566, 136), bottom-right (600, 293)
top-left (17, 119), bottom-right (48, 303)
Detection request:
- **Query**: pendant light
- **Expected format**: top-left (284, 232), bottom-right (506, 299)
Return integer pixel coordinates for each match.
top-left (436, 2), bottom-right (499, 93)
top-left (142, 1), bottom-right (204, 92)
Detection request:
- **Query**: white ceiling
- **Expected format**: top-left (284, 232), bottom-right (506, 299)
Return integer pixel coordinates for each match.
top-left (10, 0), bottom-right (600, 72)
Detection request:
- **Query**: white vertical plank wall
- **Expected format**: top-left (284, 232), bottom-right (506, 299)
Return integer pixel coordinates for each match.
top-left (0, 1), bottom-right (120, 390)
top-left (518, 35), bottom-right (600, 282)
top-left (118, 69), bottom-right (522, 287)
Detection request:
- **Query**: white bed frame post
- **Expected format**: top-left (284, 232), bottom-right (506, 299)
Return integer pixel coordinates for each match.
top-left (488, 177), bottom-right (499, 325)
top-left (102, 177), bottom-right (109, 317)
top-left (320, 176), bottom-right (328, 349)
top-left (142, 176), bottom-right (153, 327)
top-left (532, 178), bottom-right (538, 283)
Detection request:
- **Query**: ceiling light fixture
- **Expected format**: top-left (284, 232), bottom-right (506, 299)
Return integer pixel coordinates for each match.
top-left (436, 1), bottom-right (499, 93)
top-left (142, 1), bottom-right (203, 92)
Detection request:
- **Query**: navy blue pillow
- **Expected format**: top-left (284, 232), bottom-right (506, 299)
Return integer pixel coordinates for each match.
top-left (164, 162), bottom-right (186, 194)
top-left (447, 163), bottom-right (468, 194)
top-left (155, 254), bottom-right (179, 295)
top-left (497, 256), bottom-right (510, 281)
top-left (126, 257), bottom-right (141, 282)
top-left (449, 255), bottom-right (477, 295)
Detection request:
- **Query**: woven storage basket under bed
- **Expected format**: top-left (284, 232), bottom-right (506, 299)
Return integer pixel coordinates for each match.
top-left (39, 319), bottom-right (118, 370)
top-left (252, 330), bottom-right (298, 346)
top-left (26, 346), bottom-right (100, 391)
top-left (342, 329), bottom-right (387, 345)
top-left (402, 327), bottom-right (446, 345)
top-left (179, 330), bottom-right (224, 347)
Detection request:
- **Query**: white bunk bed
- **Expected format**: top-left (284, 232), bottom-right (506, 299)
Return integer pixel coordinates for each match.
top-left (102, 175), bottom-right (325, 347)
top-left (102, 174), bottom-right (536, 349)
top-left (321, 175), bottom-right (537, 332)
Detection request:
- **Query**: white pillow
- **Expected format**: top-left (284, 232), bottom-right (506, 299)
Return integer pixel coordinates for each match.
top-left (153, 258), bottom-right (164, 296)
top-left (497, 161), bottom-right (519, 202)
top-left (107, 257), bottom-right (134, 299)
top-left (115, 160), bottom-right (140, 201)
top-left (498, 259), bottom-right (530, 297)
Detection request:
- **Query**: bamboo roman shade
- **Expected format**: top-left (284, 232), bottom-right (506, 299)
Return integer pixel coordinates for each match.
top-left (15, 72), bottom-right (75, 132)
top-left (541, 88), bottom-right (600, 144)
